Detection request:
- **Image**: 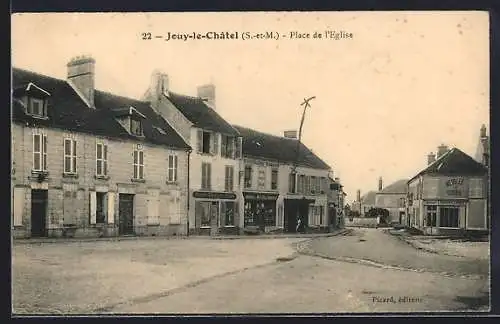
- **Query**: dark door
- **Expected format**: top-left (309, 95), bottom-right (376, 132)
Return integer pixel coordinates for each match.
top-left (119, 194), bottom-right (135, 235)
top-left (31, 190), bottom-right (48, 237)
top-left (329, 207), bottom-right (336, 227)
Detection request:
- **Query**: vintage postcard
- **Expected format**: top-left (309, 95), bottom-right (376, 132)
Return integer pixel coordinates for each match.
top-left (11, 11), bottom-right (490, 315)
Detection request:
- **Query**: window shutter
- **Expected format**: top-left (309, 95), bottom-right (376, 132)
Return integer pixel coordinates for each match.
top-left (107, 192), bottom-right (115, 224)
top-left (212, 133), bottom-right (219, 155)
top-left (174, 155), bottom-right (178, 182)
top-left (170, 191), bottom-right (181, 224)
top-left (235, 137), bottom-right (242, 159)
top-left (208, 163), bottom-right (212, 190)
top-left (13, 187), bottom-right (25, 226)
top-left (89, 191), bottom-right (97, 224)
top-left (197, 130), bottom-right (203, 152)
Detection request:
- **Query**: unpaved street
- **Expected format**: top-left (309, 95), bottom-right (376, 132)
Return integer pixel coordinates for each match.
top-left (12, 229), bottom-right (490, 314)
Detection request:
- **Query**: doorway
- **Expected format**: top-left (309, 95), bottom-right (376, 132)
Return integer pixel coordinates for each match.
top-left (119, 194), bottom-right (135, 235)
top-left (31, 189), bottom-right (48, 237)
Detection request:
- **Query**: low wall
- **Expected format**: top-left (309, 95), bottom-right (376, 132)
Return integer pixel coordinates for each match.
top-left (345, 217), bottom-right (379, 228)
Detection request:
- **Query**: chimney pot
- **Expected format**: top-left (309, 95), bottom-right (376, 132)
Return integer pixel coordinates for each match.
top-left (150, 70), bottom-right (169, 99)
top-left (283, 130), bottom-right (298, 139)
top-left (436, 144), bottom-right (449, 159)
top-left (67, 55), bottom-right (95, 108)
top-left (427, 152), bottom-right (436, 165)
top-left (197, 84), bottom-right (216, 109)
top-left (480, 124), bottom-right (487, 138)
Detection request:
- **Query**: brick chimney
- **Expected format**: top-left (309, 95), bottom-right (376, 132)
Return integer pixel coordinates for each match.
top-left (150, 70), bottom-right (169, 99)
top-left (67, 55), bottom-right (95, 108)
top-left (356, 190), bottom-right (361, 202)
top-left (197, 84), bottom-right (216, 109)
top-left (378, 177), bottom-right (383, 191)
top-left (283, 130), bottom-right (298, 139)
top-left (436, 144), bottom-right (449, 159)
top-left (427, 152), bottom-right (436, 165)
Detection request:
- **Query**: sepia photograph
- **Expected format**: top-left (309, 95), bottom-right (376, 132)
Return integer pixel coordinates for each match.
top-left (11, 11), bottom-right (490, 315)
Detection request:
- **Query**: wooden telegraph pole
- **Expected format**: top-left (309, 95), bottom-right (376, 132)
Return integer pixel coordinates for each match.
top-left (292, 96), bottom-right (316, 175)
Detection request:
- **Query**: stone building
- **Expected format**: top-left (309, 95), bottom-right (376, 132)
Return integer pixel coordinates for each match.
top-left (143, 71), bottom-right (244, 235)
top-left (11, 57), bottom-right (191, 238)
top-left (407, 145), bottom-right (489, 235)
top-left (233, 126), bottom-right (332, 233)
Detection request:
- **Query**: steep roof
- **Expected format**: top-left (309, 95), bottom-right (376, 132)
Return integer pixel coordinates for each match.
top-left (12, 68), bottom-right (190, 150)
top-left (165, 92), bottom-right (240, 136)
top-left (378, 179), bottom-right (409, 194)
top-left (233, 125), bottom-right (331, 170)
top-left (361, 191), bottom-right (377, 205)
top-left (409, 147), bottom-right (487, 183)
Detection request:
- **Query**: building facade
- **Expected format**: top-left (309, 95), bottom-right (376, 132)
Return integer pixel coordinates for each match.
top-left (375, 179), bottom-right (408, 224)
top-left (11, 57), bottom-right (191, 238)
top-left (326, 177), bottom-right (347, 229)
top-left (143, 71), bottom-right (244, 235)
top-left (407, 146), bottom-right (489, 235)
top-left (234, 126), bottom-right (332, 234)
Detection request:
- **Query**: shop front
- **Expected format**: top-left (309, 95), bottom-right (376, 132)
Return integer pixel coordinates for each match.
top-left (243, 191), bottom-right (279, 233)
top-left (283, 197), bottom-right (315, 233)
top-left (192, 191), bottom-right (240, 236)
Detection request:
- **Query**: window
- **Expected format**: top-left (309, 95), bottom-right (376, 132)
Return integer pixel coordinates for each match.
top-left (258, 168), bottom-right (266, 189)
top-left (133, 149), bottom-right (144, 180)
top-left (399, 197), bottom-right (406, 208)
top-left (64, 138), bottom-right (77, 174)
top-left (168, 155), bottom-right (178, 182)
top-left (201, 162), bottom-right (212, 190)
top-left (271, 169), bottom-right (279, 190)
top-left (244, 165), bottom-right (252, 188)
top-left (221, 135), bottom-right (235, 158)
top-left (310, 205), bottom-right (324, 226)
top-left (289, 173), bottom-right (297, 193)
top-left (311, 177), bottom-right (316, 194)
top-left (130, 118), bottom-right (143, 136)
top-left (439, 207), bottom-right (459, 228)
top-left (32, 134), bottom-right (47, 171)
top-left (425, 205), bottom-right (437, 227)
top-left (28, 98), bottom-right (46, 117)
top-left (221, 201), bottom-right (235, 226)
top-left (225, 165), bottom-right (234, 192)
top-left (297, 175), bottom-right (305, 193)
top-left (305, 176), bottom-right (311, 194)
top-left (96, 143), bottom-right (108, 177)
top-left (235, 137), bottom-right (242, 159)
top-left (202, 131), bottom-right (212, 154)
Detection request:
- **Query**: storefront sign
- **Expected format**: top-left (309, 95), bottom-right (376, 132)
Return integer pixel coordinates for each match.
top-left (243, 192), bottom-right (279, 201)
top-left (444, 177), bottom-right (466, 197)
top-left (193, 191), bottom-right (236, 200)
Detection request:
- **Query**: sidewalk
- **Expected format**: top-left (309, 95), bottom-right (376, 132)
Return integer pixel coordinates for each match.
top-left (386, 228), bottom-right (490, 260)
top-left (13, 228), bottom-right (349, 245)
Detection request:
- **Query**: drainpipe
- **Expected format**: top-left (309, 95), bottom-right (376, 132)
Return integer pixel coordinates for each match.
top-left (186, 148), bottom-right (192, 237)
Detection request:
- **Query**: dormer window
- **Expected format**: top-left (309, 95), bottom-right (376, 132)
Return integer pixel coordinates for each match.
top-left (14, 82), bottom-right (51, 119)
top-left (130, 118), bottom-right (143, 136)
top-left (28, 97), bottom-right (46, 117)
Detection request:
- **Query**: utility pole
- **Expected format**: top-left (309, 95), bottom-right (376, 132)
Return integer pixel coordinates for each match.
top-left (292, 96), bottom-right (316, 175)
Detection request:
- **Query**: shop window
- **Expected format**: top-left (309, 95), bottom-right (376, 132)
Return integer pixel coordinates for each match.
top-left (244, 202), bottom-right (256, 226)
top-left (196, 201), bottom-right (212, 227)
top-left (439, 207), bottom-right (459, 228)
top-left (220, 201), bottom-right (235, 226)
top-left (425, 205), bottom-right (437, 227)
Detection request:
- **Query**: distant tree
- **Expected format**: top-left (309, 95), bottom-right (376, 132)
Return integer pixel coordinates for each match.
top-left (365, 207), bottom-right (390, 223)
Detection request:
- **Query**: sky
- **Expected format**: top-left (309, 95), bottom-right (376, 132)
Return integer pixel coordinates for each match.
top-left (11, 11), bottom-right (490, 201)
